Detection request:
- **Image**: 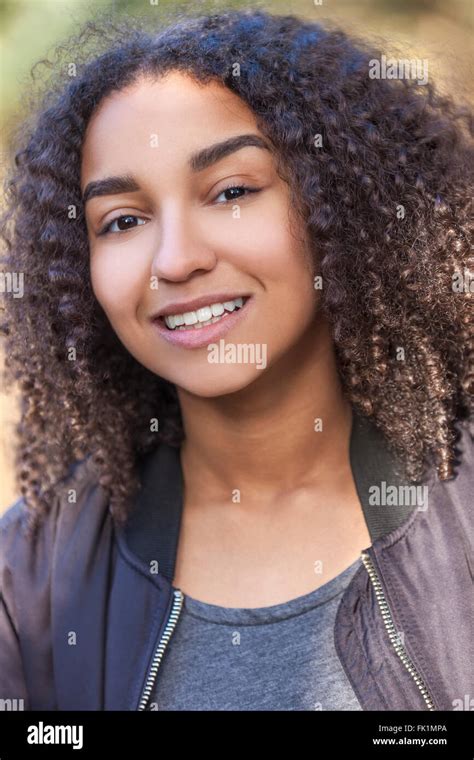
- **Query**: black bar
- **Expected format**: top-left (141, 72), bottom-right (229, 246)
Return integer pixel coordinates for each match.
top-left (0, 710), bottom-right (472, 757)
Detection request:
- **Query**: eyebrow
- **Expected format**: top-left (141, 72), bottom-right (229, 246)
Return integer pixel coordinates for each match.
top-left (82, 133), bottom-right (271, 204)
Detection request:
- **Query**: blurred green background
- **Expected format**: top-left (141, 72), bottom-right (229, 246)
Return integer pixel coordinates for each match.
top-left (0, 0), bottom-right (473, 511)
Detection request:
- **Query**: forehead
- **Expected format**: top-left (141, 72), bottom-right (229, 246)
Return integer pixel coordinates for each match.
top-left (81, 71), bottom-right (259, 174)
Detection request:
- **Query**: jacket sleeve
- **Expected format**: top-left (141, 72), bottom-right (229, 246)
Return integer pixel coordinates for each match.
top-left (0, 501), bottom-right (30, 709)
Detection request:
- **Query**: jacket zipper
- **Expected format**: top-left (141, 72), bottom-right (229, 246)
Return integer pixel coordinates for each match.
top-left (138, 555), bottom-right (437, 711)
top-left (137, 588), bottom-right (185, 711)
top-left (360, 551), bottom-right (436, 711)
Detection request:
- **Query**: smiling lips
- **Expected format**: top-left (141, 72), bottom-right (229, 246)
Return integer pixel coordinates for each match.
top-left (163, 296), bottom-right (246, 331)
top-left (151, 294), bottom-right (253, 349)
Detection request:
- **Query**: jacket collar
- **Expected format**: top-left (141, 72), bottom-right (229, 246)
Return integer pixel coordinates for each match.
top-left (122, 407), bottom-right (424, 583)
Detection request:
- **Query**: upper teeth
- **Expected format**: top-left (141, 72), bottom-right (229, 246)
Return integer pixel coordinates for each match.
top-left (164, 297), bottom-right (245, 330)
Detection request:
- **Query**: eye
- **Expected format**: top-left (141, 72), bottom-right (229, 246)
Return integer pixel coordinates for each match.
top-left (213, 183), bottom-right (260, 204)
top-left (98, 214), bottom-right (147, 236)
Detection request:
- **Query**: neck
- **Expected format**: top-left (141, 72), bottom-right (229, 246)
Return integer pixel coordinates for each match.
top-left (177, 318), bottom-right (353, 504)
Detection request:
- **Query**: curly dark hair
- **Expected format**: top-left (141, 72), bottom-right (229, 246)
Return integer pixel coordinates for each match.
top-left (1, 6), bottom-right (473, 535)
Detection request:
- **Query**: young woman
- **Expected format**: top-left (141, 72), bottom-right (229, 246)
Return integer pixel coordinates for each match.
top-left (0, 9), bottom-right (472, 712)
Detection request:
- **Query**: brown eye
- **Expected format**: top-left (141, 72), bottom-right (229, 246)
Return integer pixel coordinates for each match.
top-left (214, 184), bottom-right (260, 204)
top-left (99, 215), bottom-right (146, 236)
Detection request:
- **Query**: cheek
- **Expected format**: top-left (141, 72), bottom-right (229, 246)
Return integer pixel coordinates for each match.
top-left (90, 251), bottom-right (143, 323)
top-left (242, 193), bottom-right (312, 280)
top-left (242, 215), bottom-right (316, 322)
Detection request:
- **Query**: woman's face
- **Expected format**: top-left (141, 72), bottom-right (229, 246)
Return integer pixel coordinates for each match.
top-left (81, 71), bottom-right (320, 397)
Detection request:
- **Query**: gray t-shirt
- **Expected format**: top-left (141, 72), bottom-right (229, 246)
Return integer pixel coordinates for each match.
top-left (149, 557), bottom-right (363, 711)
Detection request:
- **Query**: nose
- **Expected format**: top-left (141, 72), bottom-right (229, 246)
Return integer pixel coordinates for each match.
top-left (150, 207), bottom-right (217, 282)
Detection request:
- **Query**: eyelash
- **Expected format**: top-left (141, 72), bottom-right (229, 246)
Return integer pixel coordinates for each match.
top-left (97, 183), bottom-right (260, 236)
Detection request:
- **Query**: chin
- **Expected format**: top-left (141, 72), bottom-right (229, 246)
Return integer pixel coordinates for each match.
top-left (172, 364), bottom-right (266, 398)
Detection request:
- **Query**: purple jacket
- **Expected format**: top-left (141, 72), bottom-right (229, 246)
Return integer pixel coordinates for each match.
top-left (1, 410), bottom-right (473, 711)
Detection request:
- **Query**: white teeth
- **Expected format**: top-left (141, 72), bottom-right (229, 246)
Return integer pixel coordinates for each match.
top-left (196, 306), bottom-right (213, 322)
top-left (211, 303), bottom-right (225, 317)
top-left (183, 311), bottom-right (198, 325)
top-left (173, 315), bottom-right (227, 331)
top-left (163, 296), bottom-right (246, 330)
